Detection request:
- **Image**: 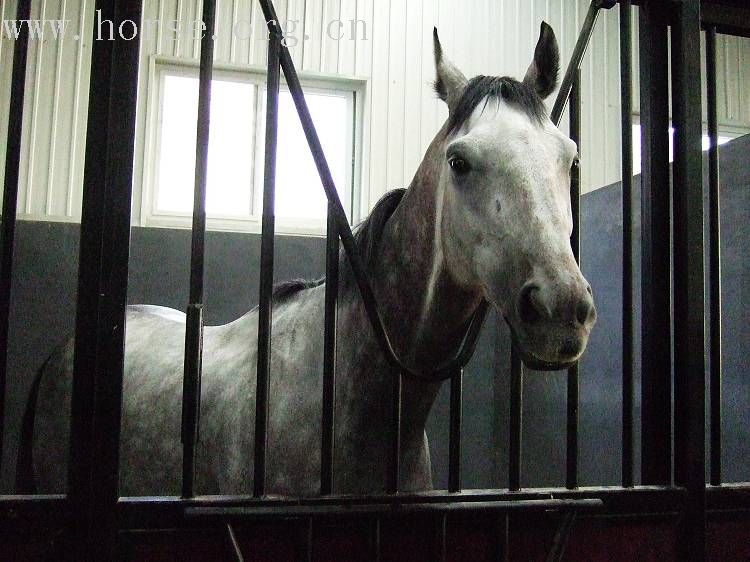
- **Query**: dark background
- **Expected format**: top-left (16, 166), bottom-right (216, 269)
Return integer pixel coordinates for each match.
top-left (1, 135), bottom-right (747, 494)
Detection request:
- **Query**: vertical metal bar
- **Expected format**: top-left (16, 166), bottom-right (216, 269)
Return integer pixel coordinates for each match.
top-left (671, 2), bottom-right (706, 560)
top-left (448, 368), bottom-right (463, 493)
top-left (551, 1), bottom-right (603, 126)
top-left (0, 0), bottom-right (31, 475)
top-left (705, 26), bottom-right (722, 488)
top-left (500, 513), bottom-right (510, 562)
top-left (638, 1), bottom-right (673, 486)
top-left (68, 1), bottom-right (141, 558)
top-left (181, 305), bottom-right (204, 498)
top-left (300, 517), bottom-right (313, 562)
top-left (254, 30), bottom-right (282, 498)
top-left (508, 344), bottom-right (523, 491)
top-left (181, 0), bottom-right (217, 500)
top-left (619, 0), bottom-right (635, 489)
top-left (386, 372), bottom-right (402, 494)
top-left (371, 517), bottom-right (382, 562)
top-left (320, 203), bottom-right (339, 495)
top-left (438, 513), bottom-right (447, 562)
top-left (566, 72), bottom-right (581, 491)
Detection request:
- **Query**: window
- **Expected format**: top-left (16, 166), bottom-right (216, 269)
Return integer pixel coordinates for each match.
top-left (631, 123), bottom-right (737, 176)
top-left (145, 62), bottom-right (359, 233)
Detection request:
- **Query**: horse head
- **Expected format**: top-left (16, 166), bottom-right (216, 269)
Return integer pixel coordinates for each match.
top-left (433, 23), bottom-right (596, 371)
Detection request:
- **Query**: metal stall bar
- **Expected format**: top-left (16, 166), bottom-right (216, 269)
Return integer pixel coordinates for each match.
top-left (438, 512), bottom-right (448, 562)
top-left (67, 1), bottom-right (142, 558)
top-left (387, 373), bottom-right (403, 493)
top-left (638, 0), bottom-right (672, 486)
top-left (0, 0), bottom-right (31, 475)
top-left (448, 368), bottom-right (463, 493)
top-left (566, 72), bottom-right (582, 491)
top-left (508, 344), bottom-right (523, 491)
top-left (705, 25), bottom-right (722, 488)
top-left (671, 1), bottom-right (706, 560)
top-left (550, 0), bottom-right (613, 126)
top-left (254, 30), bottom-right (282, 499)
top-left (371, 517), bottom-right (382, 562)
top-left (320, 204), bottom-right (339, 495)
top-left (181, 0), bottom-right (217, 500)
top-left (619, 0), bottom-right (635, 489)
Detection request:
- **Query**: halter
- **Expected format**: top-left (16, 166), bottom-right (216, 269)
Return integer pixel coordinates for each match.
top-left (365, 298), bottom-right (490, 383)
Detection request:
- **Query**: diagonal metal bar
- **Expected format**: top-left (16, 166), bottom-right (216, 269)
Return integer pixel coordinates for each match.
top-left (226, 522), bottom-right (245, 562)
top-left (255, 0), bottom-right (487, 383)
top-left (545, 511), bottom-right (578, 562)
top-left (551, 1), bottom-right (606, 126)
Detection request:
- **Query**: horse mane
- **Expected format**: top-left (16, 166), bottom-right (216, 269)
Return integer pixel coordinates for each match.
top-left (272, 278), bottom-right (324, 303)
top-left (348, 188), bottom-right (406, 276)
top-left (446, 76), bottom-right (547, 134)
top-left (272, 188), bottom-right (407, 302)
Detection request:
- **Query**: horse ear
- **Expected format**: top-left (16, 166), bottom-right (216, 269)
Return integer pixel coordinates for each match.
top-left (433, 28), bottom-right (468, 110)
top-left (523, 21), bottom-right (560, 99)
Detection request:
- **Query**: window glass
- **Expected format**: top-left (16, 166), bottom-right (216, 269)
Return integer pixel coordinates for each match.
top-left (271, 90), bottom-right (351, 221)
top-left (155, 74), bottom-right (255, 217)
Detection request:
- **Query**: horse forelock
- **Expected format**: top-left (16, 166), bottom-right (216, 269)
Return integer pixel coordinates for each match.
top-left (447, 76), bottom-right (546, 135)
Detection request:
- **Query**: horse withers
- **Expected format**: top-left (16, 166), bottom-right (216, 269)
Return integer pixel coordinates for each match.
top-left (18, 22), bottom-right (595, 496)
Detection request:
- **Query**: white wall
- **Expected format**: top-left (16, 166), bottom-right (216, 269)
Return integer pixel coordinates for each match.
top-left (2, 0), bottom-right (749, 224)
top-left (0, 0), bottom-right (92, 219)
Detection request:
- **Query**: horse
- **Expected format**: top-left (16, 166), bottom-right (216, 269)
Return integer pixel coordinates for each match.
top-left (17, 22), bottom-right (596, 497)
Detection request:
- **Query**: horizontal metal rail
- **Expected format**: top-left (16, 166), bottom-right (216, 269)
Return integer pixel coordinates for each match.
top-left (109, 485), bottom-right (749, 529)
top-left (183, 499), bottom-right (603, 519)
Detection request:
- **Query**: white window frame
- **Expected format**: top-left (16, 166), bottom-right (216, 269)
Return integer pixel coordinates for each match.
top-left (141, 55), bottom-right (365, 236)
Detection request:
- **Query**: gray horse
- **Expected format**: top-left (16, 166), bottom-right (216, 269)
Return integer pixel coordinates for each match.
top-left (18, 22), bottom-right (595, 497)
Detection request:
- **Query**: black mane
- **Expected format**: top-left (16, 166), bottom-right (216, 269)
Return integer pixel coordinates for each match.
top-left (271, 278), bottom-right (324, 303)
top-left (271, 189), bottom-right (406, 302)
top-left (446, 76), bottom-right (546, 134)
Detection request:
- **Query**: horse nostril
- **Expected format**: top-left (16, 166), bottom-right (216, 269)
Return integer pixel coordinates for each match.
top-left (519, 283), bottom-right (543, 324)
top-left (576, 298), bottom-right (594, 326)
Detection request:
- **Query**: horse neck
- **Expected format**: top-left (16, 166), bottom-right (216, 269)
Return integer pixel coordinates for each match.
top-left (351, 127), bottom-right (482, 437)
top-left (373, 127), bottom-right (482, 374)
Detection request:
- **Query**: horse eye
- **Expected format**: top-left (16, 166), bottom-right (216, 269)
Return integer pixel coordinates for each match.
top-left (449, 157), bottom-right (471, 176)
